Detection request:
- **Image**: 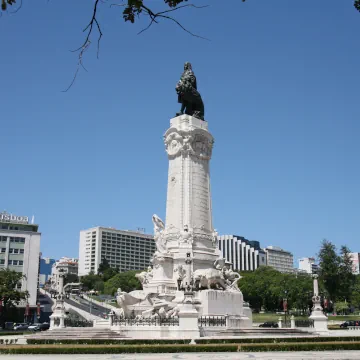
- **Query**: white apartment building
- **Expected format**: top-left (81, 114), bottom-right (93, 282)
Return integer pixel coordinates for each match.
top-left (78, 227), bottom-right (157, 276)
top-left (298, 257), bottom-right (319, 274)
top-left (350, 252), bottom-right (360, 275)
top-left (50, 257), bottom-right (79, 291)
top-left (0, 211), bottom-right (41, 307)
top-left (264, 246), bottom-right (294, 273)
top-left (218, 235), bottom-right (267, 271)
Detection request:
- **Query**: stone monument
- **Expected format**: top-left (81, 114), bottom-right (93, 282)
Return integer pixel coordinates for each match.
top-left (114, 63), bottom-right (251, 334)
top-left (309, 274), bottom-right (328, 332)
top-left (49, 270), bottom-right (66, 329)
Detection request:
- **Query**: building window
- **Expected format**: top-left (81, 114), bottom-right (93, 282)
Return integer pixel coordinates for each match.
top-left (13, 260), bottom-right (18, 265)
top-left (13, 249), bottom-right (19, 254)
top-left (1, 248), bottom-right (5, 253)
top-left (8, 260), bottom-right (12, 265)
top-left (9, 249), bottom-right (13, 254)
top-left (20, 249), bottom-right (24, 254)
top-left (0, 259), bottom-right (4, 265)
top-left (19, 260), bottom-right (23, 266)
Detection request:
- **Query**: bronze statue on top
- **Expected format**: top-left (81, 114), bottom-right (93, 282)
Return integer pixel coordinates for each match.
top-left (175, 62), bottom-right (205, 120)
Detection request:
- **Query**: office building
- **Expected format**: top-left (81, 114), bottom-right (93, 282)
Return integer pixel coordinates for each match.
top-left (298, 257), bottom-right (319, 274)
top-left (50, 257), bottom-right (78, 291)
top-left (217, 235), bottom-right (267, 271)
top-left (78, 227), bottom-right (156, 276)
top-left (350, 252), bottom-right (360, 275)
top-left (264, 246), bottom-right (294, 273)
top-left (39, 256), bottom-right (56, 287)
top-left (0, 211), bottom-right (41, 306)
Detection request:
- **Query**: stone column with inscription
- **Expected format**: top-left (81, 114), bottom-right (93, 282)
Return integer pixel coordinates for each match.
top-left (163, 114), bottom-right (220, 276)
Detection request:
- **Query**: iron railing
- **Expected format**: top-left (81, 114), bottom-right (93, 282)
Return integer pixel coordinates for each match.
top-left (198, 316), bottom-right (226, 327)
top-left (295, 319), bottom-right (314, 328)
top-left (64, 318), bottom-right (93, 327)
top-left (113, 317), bottom-right (179, 326)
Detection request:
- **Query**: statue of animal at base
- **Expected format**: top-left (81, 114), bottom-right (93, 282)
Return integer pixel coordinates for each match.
top-left (193, 268), bottom-right (227, 290)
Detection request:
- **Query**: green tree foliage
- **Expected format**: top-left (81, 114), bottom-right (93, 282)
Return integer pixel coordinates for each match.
top-left (104, 270), bottom-right (142, 295)
top-left (350, 275), bottom-right (360, 308)
top-left (334, 301), bottom-right (349, 315)
top-left (318, 239), bottom-right (341, 302)
top-left (318, 240), bottom-right (356, 303)
top-left (80, 271), bottom-right (103, 291)
top-left (98, 258), bottom-right (119, 282)
top-left (64, 273), bottom-right (79, 286)
top-left (338, 246), bottom-right (356, 301)
top-left (0, 269), bottom-right (28, 327)
top-left (238, 266), bottom-right (312, 313)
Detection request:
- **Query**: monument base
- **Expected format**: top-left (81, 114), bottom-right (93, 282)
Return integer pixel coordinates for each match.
top-left (197, 290), bottom-right (243, 316)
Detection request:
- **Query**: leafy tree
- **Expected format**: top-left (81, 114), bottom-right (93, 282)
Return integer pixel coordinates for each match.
top-left (104, 270), bottom-right (142, 295)
top-left (334, 301), bottom-right (349, 315)
top-left (80, 271), bottom-right (103, 291)
top-left (98, 258), bottom-right (111, 274)
top-left (350, 275), bottom-right (360, 308)
top-left (239, 266), bottom-right (313, 313)
top-left (64, 273), bottom-right (79, 285)
top-left (338, 246), bottom-right (356, 301)
top-left (318, 239), bottom-right (341, 302)
top-left (98, 258), bottom-right (119, 282)
top-left (0, 269), bottom-right (28, 328)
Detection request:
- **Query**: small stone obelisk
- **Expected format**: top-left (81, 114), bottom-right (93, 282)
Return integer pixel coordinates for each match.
top-left (309, 274), bottom-right (328, 332)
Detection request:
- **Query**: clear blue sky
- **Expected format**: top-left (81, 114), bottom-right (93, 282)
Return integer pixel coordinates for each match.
top-left (1, 0), bottom-right (359, 266)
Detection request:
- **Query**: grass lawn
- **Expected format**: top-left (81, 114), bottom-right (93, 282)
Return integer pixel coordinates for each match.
top-left (253, 313), bottom-right (360, 322)
top-left (252, 313), bottom-right (307, 322)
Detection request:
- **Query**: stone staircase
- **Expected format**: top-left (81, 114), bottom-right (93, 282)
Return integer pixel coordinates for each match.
top-left (26, 327), bottom-right (127, 340)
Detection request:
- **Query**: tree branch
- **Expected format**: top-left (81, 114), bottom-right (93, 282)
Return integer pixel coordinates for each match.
top-left (64, 0), bottom-right (103, 91)
top-left (137, 3), bottom-right (209, 40)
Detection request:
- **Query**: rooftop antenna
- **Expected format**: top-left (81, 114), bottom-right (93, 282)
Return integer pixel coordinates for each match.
top-left (31, 216), bottom-right (35, 224)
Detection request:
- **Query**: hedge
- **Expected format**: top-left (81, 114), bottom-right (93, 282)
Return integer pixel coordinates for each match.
top-left (27, 339), bottom-right (192, 345)
top-left (27, 336), bottom-right (360, 345)
top-left (2, 342), bottom-right (360, 354)
top-left (0, 344), bottom-right (236, 354)
top-left (196, 336), bottom-right (360, 344)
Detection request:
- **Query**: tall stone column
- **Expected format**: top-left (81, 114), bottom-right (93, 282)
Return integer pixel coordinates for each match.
top-left (163, 114), bottom-right (220, 273)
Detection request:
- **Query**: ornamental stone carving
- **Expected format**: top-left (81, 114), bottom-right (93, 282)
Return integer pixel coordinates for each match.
top-left (164, 129), bottom-right (213, 160)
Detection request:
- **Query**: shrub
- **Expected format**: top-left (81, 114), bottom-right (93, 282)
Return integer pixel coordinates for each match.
top-left (196, 336), bottom-right (360, 344)
top-left (27, 339), bottom-right (192, 345)
top-left (0, 344), bottom-right (237, 354)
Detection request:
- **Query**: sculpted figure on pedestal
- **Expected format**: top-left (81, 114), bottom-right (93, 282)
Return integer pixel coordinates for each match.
top-left (152, 214), bottom-right (167, 254)
top-left (135, 266), bottom-right (153, 285)
top-left (175, 62), bottom-right (205, 120)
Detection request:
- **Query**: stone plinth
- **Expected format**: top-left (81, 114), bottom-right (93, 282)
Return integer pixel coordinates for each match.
top-left (197, 290), bottom-right (243, 316)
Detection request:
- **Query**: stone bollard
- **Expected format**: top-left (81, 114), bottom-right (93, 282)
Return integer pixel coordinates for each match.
top-left (291, 315), bottom-right (295, 329)
top-left (278, 317), bottom-right (282, 329)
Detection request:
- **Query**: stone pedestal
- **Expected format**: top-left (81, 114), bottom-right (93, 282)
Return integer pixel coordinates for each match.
top-left (178, 294), bottom-right (200, 338)
top-left (197, 290), bottom-right (243, 316)
top-left (49, 302), bottom-right (66, 329)
top-left (309, 274), bottom-right (328, 332)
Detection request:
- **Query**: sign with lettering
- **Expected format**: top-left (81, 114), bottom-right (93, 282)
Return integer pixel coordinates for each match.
top-left (0, 212), bottom-right (29, 224)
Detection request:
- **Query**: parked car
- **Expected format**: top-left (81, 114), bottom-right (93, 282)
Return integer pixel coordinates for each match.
top-left (28, 324), bottom-right (40, 331)
top-left (38, 323), bottom-right (50, 331)
top-left (340, 320), bottom-right (360, 328)
top-left (13, 323), bottom-right (29, 331)
top-left (259, 322), bottom-right (279, 328)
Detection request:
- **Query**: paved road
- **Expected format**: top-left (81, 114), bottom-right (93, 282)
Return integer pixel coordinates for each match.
top-left (2, 352), bottom-right (360, 359)
top-left (64, 297), bottom-right (108, 319)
